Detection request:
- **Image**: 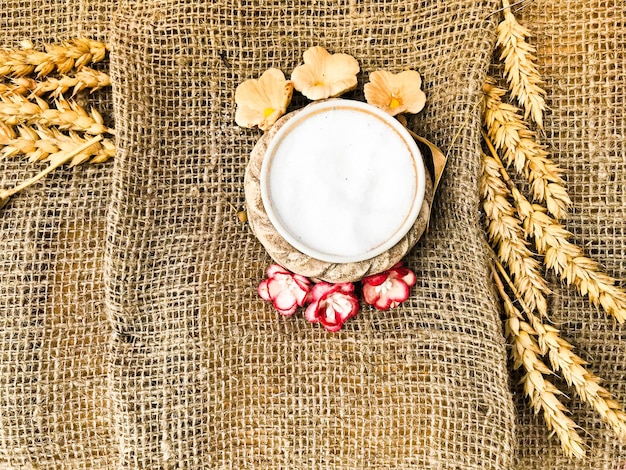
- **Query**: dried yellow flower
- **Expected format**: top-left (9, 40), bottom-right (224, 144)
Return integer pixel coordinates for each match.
top-left (235, 68), bottom-right (293, 131)
top-left (291, 46), bottom-right (359, 101)
top-left (364, 70), bottom-right (426, 116)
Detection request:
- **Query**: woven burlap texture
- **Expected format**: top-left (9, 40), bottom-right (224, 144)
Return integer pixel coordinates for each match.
top-left (2, 0), bottom-right (623, 469)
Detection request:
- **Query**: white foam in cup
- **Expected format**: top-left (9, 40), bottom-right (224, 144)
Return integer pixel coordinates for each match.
top-left (260, 100), bottom-right (425, 264)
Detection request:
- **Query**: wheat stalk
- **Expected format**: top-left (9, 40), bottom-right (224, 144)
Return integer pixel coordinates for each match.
top-left (0, 124), bottom-right (115, 166)
top-left (0, 38), bottom-right (106, 78)
top-left (524, 199), bottom-right (626, 323)
top-left (30, 67), bottom-right (111, 98)
top-left (0, 94), bottom-right (113, 135)
top-left (485, 138), bottom-right (626, 323)
top-left (481, 153), bottom-right (550, 316)
top-left (483, 81), bottom-right (570, 220)
top-left (497, 0), bottom-right (546, 128)
top-left (492, 266), bottom-right (585, 458)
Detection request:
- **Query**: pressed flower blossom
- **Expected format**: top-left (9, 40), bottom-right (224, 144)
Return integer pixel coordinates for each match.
top-left (364, 70), bottom-right (426, 116)
top-left (362, 262), bottom-right (417, 310)
top-left (291, 46), bottom-right (360, 101)
top-left (258, 264), bottom-right (311, 316)
top-left (235, 68), bottom-right (293, 131)
top-left (305, 282), bottom-right (359, 332)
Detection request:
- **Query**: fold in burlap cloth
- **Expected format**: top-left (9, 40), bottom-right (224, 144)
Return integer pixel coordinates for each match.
top-left (0, 1), bottom-right (623, 468)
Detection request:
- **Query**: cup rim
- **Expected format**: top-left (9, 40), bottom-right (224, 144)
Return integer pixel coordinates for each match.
top-left (260, 99), bottom-right (426, 264)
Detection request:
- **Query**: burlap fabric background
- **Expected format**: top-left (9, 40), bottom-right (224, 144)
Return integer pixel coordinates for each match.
top-left (0, 0), bottom-right (624, 468)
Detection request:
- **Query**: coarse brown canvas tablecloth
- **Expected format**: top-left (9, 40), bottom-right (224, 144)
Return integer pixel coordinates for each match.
top-left (0, 1), bottom-right (624, 468)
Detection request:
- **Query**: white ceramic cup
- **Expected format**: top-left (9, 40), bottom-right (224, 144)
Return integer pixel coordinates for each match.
top-left (260, 99), bottom-right (425, 264)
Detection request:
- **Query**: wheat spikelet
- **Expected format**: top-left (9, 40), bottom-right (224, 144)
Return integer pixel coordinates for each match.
top-left (496, 0), bottom-right (546, 128)
top-left (481, 153), bottom-right (550, 316)
top-left (0, 124), bottom-right (114, 166)
top-left (492, 267), bottom-right (585, 458)
top-left (483, 81), bottom-right (570, 220)
top-left (0, 124), bottom-right (45, 161)
top-left (0, 78), bottom-right (37, 97)
top-left (0, 123), bottom-right (16, 154)
top-left (486, 141), bottom-right (626, 323)
top-left (0, 94), bottom-right (113, 135)
top-left (0, 38), bottom-right (106, 78)
top-left (31, 67), bottom-right (111, 98)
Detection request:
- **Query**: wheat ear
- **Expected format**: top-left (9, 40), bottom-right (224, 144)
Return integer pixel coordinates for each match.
top-left (496, 0), bottom-right (546, 128)
top-left (0, 94), bottom-right (113, 135)
top-left (0, 124), bottom-right (115, 165)
top-left (483, 81), bottom-right (570, 220)
top-left (0, 134), bottom-right (103, 209)
top-left (481, 153), bottom-right (550, 316)
top-left (486, 140), bottom-right (626, 323)
top-left (492, 266), bottom-right (585, 458)
top-left (0, 38), bottom-right (106, 78)
top-left (492, 254), bottom-right (626, 442)
top-left (30, 67), bottom-right (111, 98)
